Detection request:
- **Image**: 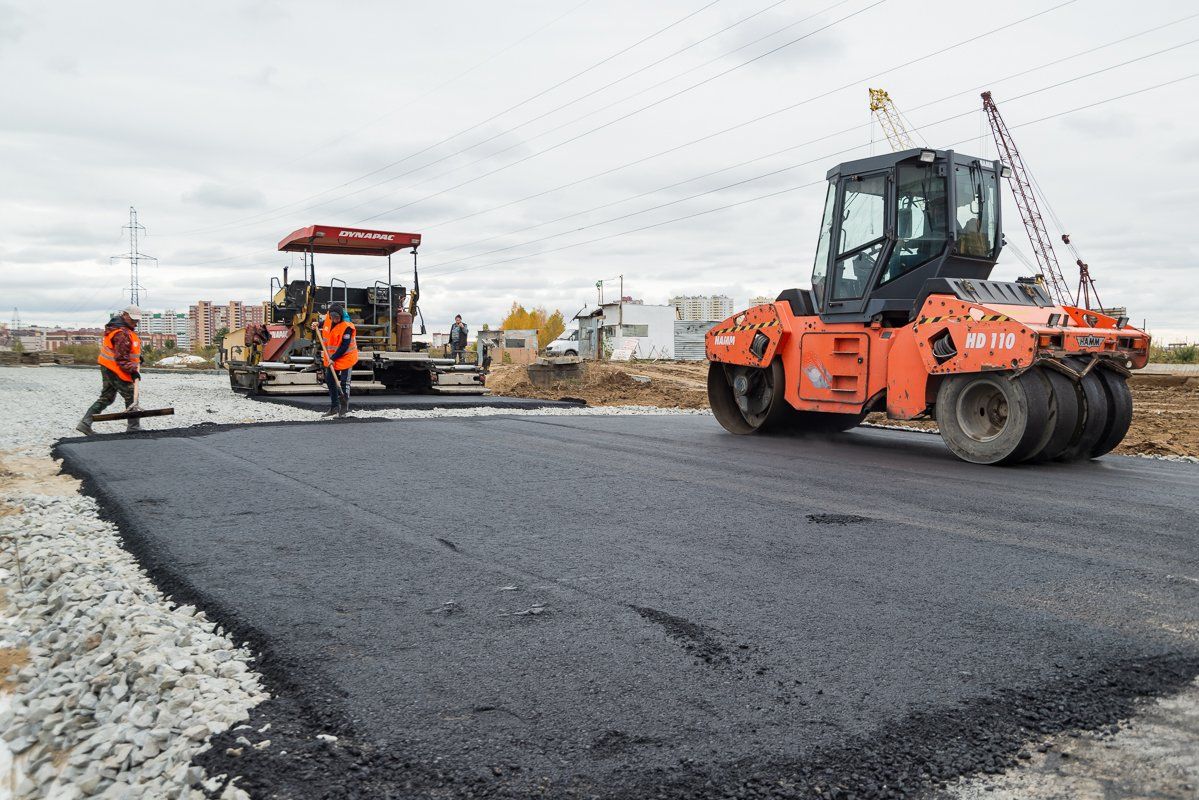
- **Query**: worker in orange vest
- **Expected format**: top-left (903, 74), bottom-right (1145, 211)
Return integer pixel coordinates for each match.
top-left (77, 305), bottom-right (144, 435)
top-left (311, 302), bottom-right (357, 417)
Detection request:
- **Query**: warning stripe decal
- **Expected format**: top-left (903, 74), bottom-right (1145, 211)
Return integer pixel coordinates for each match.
top-left (916, 314), bottom-right (1011, 325)
top-left (709, 319), bottom-right (780, 335)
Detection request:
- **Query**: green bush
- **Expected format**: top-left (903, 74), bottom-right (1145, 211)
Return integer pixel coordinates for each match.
top-left (1150, 344), bottom-right (1197, 364)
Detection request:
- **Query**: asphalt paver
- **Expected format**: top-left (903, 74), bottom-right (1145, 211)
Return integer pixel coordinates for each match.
top-left (55, 416), bottom-right (1199, 798)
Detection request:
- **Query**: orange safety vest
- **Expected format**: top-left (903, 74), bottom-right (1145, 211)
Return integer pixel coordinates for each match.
top-left (321, 317), bottom-right (358, 370)
top-left (97, 327), bottom-right (141, 382)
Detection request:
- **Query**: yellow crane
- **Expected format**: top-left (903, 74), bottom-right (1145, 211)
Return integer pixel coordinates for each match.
top-left (868, 88), bottom-right (916, 152)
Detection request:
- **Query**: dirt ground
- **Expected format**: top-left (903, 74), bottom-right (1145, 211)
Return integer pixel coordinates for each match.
top-left (488, 362), bottom-right (1199, 458)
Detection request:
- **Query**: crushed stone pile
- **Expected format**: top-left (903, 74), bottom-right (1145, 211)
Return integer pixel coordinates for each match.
top-left (0, 480), bottom-right (265, 798)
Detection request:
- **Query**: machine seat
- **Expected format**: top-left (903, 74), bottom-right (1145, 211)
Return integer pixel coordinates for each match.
top-left (775, 288), bottom-right (816, 317)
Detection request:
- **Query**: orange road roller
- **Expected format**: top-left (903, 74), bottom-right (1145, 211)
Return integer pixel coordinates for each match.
top-left (706, 148), bottom-right (1148, 465)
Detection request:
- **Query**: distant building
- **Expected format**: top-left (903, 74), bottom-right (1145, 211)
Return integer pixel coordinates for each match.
top-left (45, 328), bottom-right (104, 351)
top-left (226, 301), bottom-right (245, 330)
top-left (669, 294), bottom-right (735, 321)
top-left (244, 303), bottom-right (266, 326)
top-left (142, 310), bottom-right (191, 350)
top-left (188, 300), bottom-right (252, 350)
top-left (189, 301), bottom-right (217, 350)
top-left (749, 295), bottom-right (774, 307)
top-left (576, 301), bottom-right (675, 360)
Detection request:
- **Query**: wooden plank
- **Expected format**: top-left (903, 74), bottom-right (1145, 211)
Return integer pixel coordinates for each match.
top-left (91, 407), bottom-right (175, 422)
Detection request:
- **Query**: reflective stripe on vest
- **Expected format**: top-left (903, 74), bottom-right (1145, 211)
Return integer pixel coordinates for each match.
top-left (97, 327), bottom-right (141, 382)
top-left (321, 318), bottom-right (358, 370)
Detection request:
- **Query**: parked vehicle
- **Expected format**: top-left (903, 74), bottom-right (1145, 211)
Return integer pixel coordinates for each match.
top-left (544, 329), bottom-right (581, 357)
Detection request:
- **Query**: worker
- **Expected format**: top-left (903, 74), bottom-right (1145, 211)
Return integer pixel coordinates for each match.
top-left (449, 314), bottom-right (468, 364)
top-left (313, 302), bottom-right (357, 417)
top-left (77, 305), bottom-right (144, 435)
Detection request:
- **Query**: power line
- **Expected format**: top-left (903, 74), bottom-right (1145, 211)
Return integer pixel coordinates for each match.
top-left (425, 71), bottom-right (1198, 281)
top-left (176, 0), bottom-right (1082, 270)
top-left (272, 0), bottom-right (597, 170)
top-left (354, 0), bottom-right (885, 224)
top-left (173, 0), bottom-right (726, 237)
top-left (419, 10), bottom-right (1189, 271)
top-left (190, 0), bottom-right (857, 240)
top-left (283, 0), bottom-right (849, 226)
top-left (415, 0), bottom-right (1086, 236)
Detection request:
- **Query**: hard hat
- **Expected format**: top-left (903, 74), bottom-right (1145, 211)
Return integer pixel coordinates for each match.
top-left (123, 305), bottom-right (143, 320)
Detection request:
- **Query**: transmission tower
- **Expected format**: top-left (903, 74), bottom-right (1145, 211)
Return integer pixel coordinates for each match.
top-left (111, 207), bottom-right (158, 305)
top-left (981, 91), bottom-right (1100, 309)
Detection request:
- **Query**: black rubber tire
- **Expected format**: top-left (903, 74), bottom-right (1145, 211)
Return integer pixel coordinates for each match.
top-left (1090, 368), bottom-right (1133, 458)
top-left (565, 350), bottom-right (577, 357)
top-left (935, 371), bottom-right (1051, 465)
top-left (707, 360), bottom-right (790, 434)
top-left (1054, 362), bottom-right (1109, 462)
top-left (1029, 368), bottom-right (1082, 462)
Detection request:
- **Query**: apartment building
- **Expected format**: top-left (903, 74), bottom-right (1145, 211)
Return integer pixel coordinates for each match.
top-left (668, 294), bottom-right (735, 322)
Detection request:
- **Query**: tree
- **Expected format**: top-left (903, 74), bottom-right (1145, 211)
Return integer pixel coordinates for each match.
top-left (11, 338), bottom-right (23, 353)
top-left (499, 302), bottom-right (566, 349)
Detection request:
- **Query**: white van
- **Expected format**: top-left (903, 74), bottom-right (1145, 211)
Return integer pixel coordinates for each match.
top-left (544, 328), bottom-right (581, 357)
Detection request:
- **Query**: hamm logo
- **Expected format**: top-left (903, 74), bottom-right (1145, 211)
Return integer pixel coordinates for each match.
top-left (713, 335), bottom-right (736, 346)
top-left (1076, 335), bottom-right (1106, 348)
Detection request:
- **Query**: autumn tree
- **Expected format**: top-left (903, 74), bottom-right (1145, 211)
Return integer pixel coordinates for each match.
top-left (499, 303), bottom-right (566, 348)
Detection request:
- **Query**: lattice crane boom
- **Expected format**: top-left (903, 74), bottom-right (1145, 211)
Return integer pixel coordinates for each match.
top-left (868, 88), bottom-right (916, 152)
top-left (981, 91), bottom-right (1100, 309)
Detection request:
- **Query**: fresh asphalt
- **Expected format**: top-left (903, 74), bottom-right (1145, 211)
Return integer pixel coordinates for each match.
top-left (248, 393), bottom-right (584, 411)
top-left (56, 416), bottom-right (1199, 799)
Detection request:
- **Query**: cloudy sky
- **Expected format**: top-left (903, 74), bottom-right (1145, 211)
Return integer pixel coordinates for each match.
top-left (1, 0), bottom-right (1196, 340)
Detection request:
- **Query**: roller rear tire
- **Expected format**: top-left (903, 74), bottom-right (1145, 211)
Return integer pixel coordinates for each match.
top-left (1030, 368), bottom-right (1082, 462)
top-left (1054, 361), bottom-right (1109, 462)
top-left (936, 371), bottom-right (1051, 465)
top-left (1090, 368), bottom-right (1133, 458)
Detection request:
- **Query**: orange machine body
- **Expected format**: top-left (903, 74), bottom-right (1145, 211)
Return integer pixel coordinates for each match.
top-left (706, 295), bottom-right (1149, 421)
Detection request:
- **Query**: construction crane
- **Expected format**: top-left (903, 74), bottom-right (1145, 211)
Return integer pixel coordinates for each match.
top-left (868, 88), bottom-right (916, 152)
top-left (981, 91), bottom-right (1102, 310)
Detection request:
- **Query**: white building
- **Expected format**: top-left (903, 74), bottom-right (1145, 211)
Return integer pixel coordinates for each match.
top-left (669, 294), bottom-right (735, 321)
top-left (749, 295), bottom-right (774, 307)
top-left (143, 310), bottom-right (191, 349)
top-left (576, 301), bottom-right (675, 360)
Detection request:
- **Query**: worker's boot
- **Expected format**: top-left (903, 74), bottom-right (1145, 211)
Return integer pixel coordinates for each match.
top-left (322, 407), bottom-right (339, 418)
top-left (338, 396), bottom-right (350, 418)
top-left (75, 415), bottom-right (94, 436)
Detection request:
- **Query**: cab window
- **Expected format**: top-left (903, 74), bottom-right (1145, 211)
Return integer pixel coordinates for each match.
top-left (831, 174), bottom-right (886, 300)
top-left (879, 164), bottom-right (948, 284)
top-left (810, 182), bottom-right (836, 302)
top-left (955, 164), bottom-right (998, 258)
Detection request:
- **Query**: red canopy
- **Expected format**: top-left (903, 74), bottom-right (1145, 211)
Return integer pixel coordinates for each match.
top-left (277, 225), bottom-right (421, 256)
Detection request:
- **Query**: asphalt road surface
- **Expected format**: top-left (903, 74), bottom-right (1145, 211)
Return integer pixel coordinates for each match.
top-left (56, 416), bottom-right (1199, 799)
top-left (250, 393), bottom-right (584, 411)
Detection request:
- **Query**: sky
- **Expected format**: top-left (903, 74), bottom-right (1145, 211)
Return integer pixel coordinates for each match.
top-left (1, 0), bottom-right (1196, 341)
